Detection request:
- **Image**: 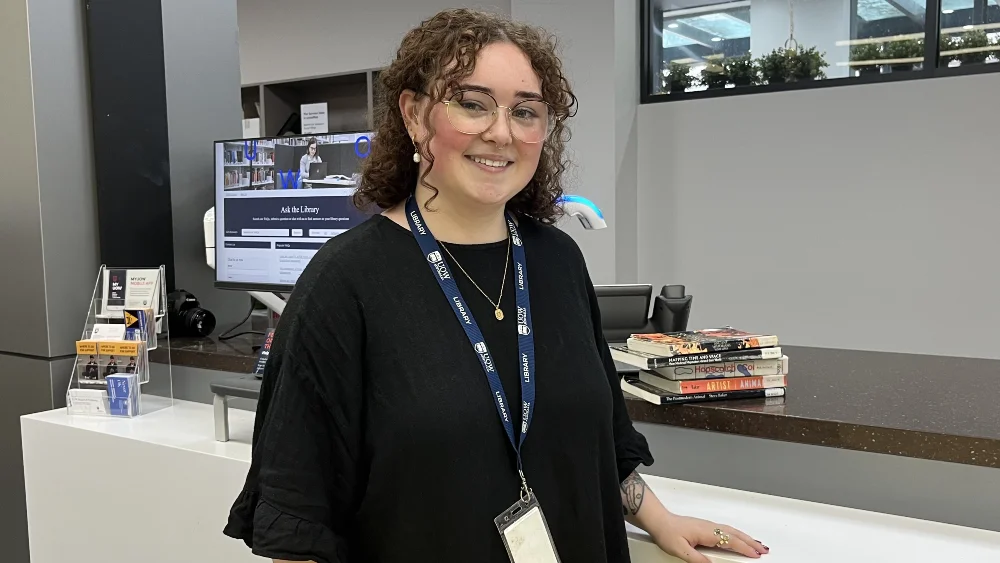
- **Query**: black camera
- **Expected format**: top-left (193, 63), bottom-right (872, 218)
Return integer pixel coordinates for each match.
top-left (167, 290), bottom-right (216, 337)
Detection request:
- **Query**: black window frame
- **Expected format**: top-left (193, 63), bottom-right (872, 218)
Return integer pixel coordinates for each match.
top-left (640, 0), bottom-right (1000, 104)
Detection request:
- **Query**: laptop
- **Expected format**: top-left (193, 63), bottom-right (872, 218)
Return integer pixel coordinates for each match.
top-left (308, 161), bottom-right (328, 180)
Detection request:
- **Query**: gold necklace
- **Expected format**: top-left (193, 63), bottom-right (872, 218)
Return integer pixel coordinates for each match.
top-left (439, 235), bottom-right (511, 321)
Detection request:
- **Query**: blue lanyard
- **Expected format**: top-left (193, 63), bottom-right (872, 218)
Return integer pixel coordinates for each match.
top-left (404, 196), bottom-right (536, 498)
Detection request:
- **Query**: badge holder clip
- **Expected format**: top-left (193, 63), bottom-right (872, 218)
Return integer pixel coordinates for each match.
top-left (495, 488), bottom-right (561, 563)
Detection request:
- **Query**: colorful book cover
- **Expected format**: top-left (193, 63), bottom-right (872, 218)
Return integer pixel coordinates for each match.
top-left (627, 327), bottom-right (778, 357)
top-left (622, 376), bottom-right (785, 405)
top-left (253, 328), bottom-right (275, 378)
top-left (638, 372), bottom-right (787, 394)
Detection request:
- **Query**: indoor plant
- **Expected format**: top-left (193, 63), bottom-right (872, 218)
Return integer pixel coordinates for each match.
top-left (957, 29), bottom-right (989, 65)
top-left (850, 42), bottom-right (881, 76)
top-left (723, 53), bottom-right (759, 87)
top-left (882, 38), bottom-right (922, 72)
top-left (699, 61), bottom-right (728, 90)
top-left (757, 49), bottom-right (791, 84)
top-left (786, 46), bottom-right (829, 81)
top-left (667, 61), bottom-right (695, 93)
top-left (939, 34), bottom-right (957, 66)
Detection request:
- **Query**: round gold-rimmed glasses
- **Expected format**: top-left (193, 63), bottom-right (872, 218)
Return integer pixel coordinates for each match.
top-left (440, 90), bottom-right (555, 144)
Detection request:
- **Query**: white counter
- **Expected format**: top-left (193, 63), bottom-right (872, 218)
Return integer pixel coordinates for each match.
top-left (20, 400), bottom-right (1000, 563)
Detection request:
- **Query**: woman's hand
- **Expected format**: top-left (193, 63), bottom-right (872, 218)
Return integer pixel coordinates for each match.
top-left (649, 512), bottom-right (769, 563)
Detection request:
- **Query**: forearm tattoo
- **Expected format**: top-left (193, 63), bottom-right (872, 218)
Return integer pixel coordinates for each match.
top-left (620, 471), bottom-right (647, 516)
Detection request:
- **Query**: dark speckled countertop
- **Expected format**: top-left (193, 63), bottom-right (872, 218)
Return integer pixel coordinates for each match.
top-left (623, 345), bottom-right (1000, 468)
top-left (153, 336), bottom-right (1000, 469)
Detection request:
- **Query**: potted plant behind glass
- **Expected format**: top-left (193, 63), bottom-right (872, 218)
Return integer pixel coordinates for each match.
top-left (699, 60), bottom-right (728, 90)
top-left (850, 42), bottom-right (881, 76)
top-left (723, 53), bottom-right (759, 87)
top-left (667, 61), bottom-right (695, 93)
top-left (786, 46), bottom-right (829, 82)
top-left (939, 34), bottom-right (958, 66)
top-left (958, 29), bottom-right (990, 65)
top-left (757, 49), bottom-right (791, 84)
top-left (883, 38), bottom-right (922, 72)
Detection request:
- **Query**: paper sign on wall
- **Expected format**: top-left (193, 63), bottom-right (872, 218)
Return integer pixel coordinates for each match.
top-left (301, 102), bottom-right (328, 135)
top-left (243, 118), bottom-right (260, 138)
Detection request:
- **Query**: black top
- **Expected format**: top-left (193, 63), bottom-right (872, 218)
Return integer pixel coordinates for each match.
top-left (224, 213), bottom-right (654, 563)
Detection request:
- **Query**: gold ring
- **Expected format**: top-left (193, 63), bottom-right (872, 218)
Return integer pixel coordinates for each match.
top-left (714, 528), bottom-right (731, 547)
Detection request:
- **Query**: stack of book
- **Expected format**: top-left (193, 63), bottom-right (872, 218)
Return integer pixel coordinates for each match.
top-left (611, 327), bottom-right (787, 405)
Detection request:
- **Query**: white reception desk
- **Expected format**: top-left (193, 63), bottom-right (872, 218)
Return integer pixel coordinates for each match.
top-left (20, 400), bottom-right (1000, 563)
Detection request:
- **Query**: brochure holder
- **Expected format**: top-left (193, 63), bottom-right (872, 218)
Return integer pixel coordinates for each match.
top-left (66, 265), bottom-right (173, 417)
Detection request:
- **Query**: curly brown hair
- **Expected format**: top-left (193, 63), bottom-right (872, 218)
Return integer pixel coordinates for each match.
top-left (352, 8), bottom-right (577, 224)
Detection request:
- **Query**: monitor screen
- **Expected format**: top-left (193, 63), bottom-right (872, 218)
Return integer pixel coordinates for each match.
top-left (213, 132), bottom-right (373, 291)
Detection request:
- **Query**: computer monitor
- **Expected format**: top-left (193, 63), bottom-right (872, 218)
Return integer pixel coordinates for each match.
top-left (213, 131), bottom-right (374, 291)
top-left (594, 284), bottom-right (653, 342)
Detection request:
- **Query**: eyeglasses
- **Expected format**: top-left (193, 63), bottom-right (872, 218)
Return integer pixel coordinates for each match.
top-left (440, 90), bottom-right (555, 144)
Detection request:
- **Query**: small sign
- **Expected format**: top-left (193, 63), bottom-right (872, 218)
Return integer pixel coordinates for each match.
top-left (301, 102), bottom-right (328, 135)
top-left (243, 118), bottom-right (260, 138)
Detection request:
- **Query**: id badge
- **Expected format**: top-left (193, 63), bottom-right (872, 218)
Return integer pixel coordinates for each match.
top-left (495, 493), bottom-right (561, 563)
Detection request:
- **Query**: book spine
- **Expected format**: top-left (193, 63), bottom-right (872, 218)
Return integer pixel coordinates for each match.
top-left (658, 386), bottom-right (784, 404)
top-left (621, 378), bottom-right (786, 405)
top-left (653, 356), bottom-right (788, 380)
top-left (661, 347), bottom-right (783, 367)
top-left (640, 372), bottom-right (786, 394)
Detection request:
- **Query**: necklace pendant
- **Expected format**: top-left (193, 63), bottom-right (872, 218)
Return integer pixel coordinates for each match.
top-left (495, 308), bottom-right (504, 321)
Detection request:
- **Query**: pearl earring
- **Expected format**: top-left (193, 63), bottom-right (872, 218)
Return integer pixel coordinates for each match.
top-left (412, 139), bottom-right (421, 163)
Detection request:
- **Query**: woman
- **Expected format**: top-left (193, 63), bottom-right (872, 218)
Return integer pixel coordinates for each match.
top-left (224, 8), bottom-right (768, 563)
top-left (298, 137), bottom-right (322, 187)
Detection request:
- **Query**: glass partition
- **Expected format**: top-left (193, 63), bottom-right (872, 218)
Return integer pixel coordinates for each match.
top-left (938, 2), bottom-right (1000, 69)
top-left (643, 0), bottom-right (999, 100)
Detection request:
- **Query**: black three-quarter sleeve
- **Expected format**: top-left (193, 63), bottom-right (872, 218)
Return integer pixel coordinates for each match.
top-left (584, 275), bottom-right (655, 482)
top-left (224, 253), bottom-right (366, 563)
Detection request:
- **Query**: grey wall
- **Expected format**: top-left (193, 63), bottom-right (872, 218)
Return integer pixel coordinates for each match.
top-left (236, 0), bottom-right (512, 85)
top-left (162, 0), bottom-right (250, 326)
top-left (0, 0), bottom-right (98, 560)
top-left (637, 72), bottom-right (1000, 358)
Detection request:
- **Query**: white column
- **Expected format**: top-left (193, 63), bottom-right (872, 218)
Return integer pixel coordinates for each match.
top-left (511, 0), bottom-right (639, 284)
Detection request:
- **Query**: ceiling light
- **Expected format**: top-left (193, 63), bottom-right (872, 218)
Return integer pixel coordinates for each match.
top-left (963, 24), bottom-right (974, 29)
top-left (667, 23), bottom-right (679, 29)
top-left (942, 9), bottom-right (954, 14)
top-left (711, 37), bottom-right (722, 42)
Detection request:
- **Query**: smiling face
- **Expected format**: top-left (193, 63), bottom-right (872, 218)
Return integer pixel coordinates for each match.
top-left (402, 42), bottom-right (547, 210)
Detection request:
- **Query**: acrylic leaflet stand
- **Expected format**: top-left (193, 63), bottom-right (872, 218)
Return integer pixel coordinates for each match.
top-left (66, 265), bottom-right (174, 417)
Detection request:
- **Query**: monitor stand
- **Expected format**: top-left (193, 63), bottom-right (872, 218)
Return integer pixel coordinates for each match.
top-left (249, 290), bottom-right (286, 317)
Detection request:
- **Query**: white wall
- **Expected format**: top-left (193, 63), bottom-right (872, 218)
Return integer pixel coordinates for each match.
top-left (237, 0), bottom-right (511, 85)
top-left (637, 72), bottom-right (1000, 358)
